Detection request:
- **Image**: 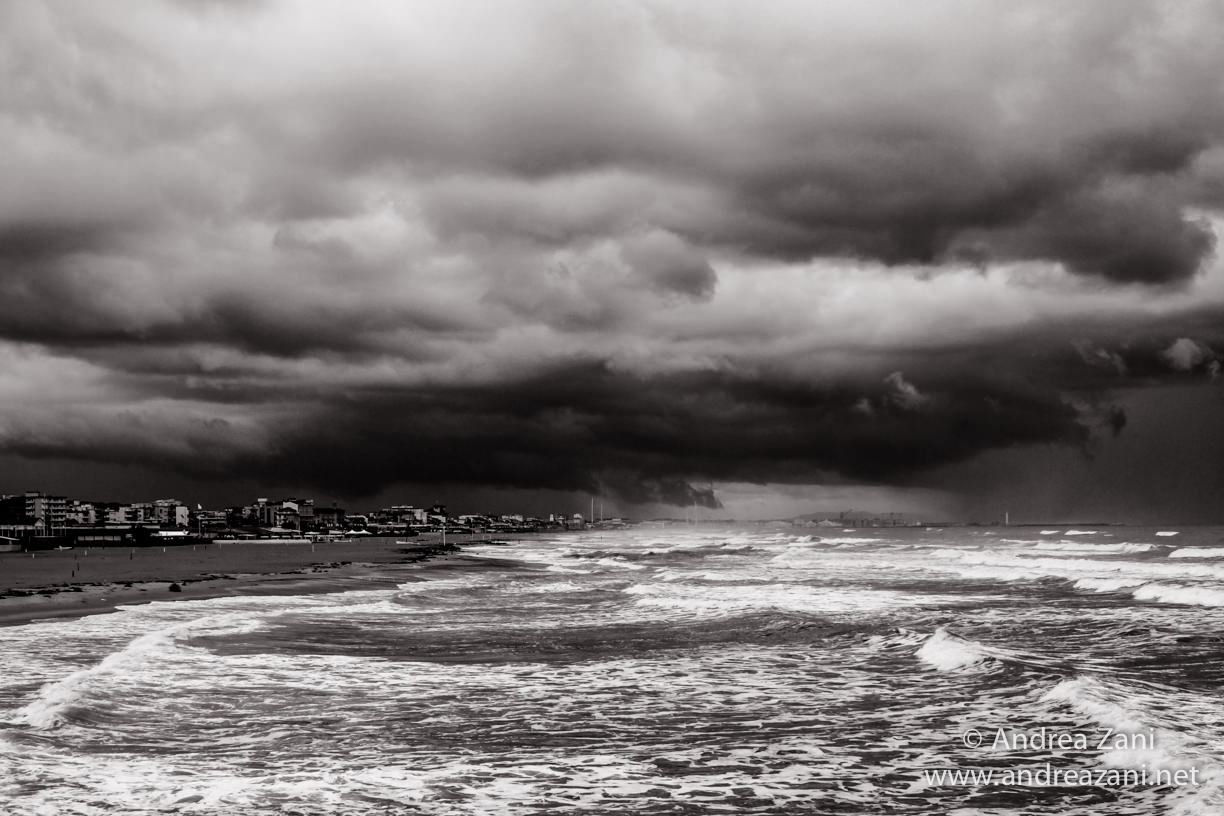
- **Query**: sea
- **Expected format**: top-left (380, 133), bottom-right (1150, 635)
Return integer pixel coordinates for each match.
top-left (3, 524), bottom-right (1224, 815)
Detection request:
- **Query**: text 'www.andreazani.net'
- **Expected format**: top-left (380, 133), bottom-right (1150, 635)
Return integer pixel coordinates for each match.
top-left (919, 764), bottom-right (1200, 788)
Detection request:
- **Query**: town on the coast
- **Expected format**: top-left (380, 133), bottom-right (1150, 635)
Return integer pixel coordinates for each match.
top-left (0, 490), bottom-right (624, 552)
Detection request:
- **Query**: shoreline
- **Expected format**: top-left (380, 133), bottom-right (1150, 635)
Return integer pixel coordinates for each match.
top-left (0, 533), bottom-right (522, 627)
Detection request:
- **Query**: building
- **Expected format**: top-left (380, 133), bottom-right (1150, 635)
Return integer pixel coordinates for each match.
top-left (123, 502), bottom-right (154, 524)
top-left (314, 506), bottom-right (346, 529)
top-left (379, 505), bottom-right (426, 524)
top-left (247, 498), bottom-right (275, 527)
top-left (153, 499), bottom-right (190, 528)
top-left (244, 497), bottom-right (314, 530)
top-left (65, 500), bottom-right (100, 525)
top-left (0, 494), bottom-right (40, 540)
top-left (196, 509), bottom-right (228, 533)
top-left (22, 492), bottom-right (69, 530)
top-left (94, 502), bottom-right (126, 525)
top-left (275, 498), bottom-right (314, 531)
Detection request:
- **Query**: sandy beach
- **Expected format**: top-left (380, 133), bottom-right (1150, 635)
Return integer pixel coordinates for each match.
top-left (0, 533), bottom-right (518, 627)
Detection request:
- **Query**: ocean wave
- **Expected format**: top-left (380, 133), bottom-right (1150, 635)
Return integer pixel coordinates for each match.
top-left (1132, 583), bottom-right (1224, 608)
top-left (14, 633), bottom-right (178, 729)
top-left (1157, 531), bottom-right (1181, 537)
top-left (1043, 676), bottom-right (1164, 751)
top-left (595, 557), bottom-right (646, 571)
top-left (623, 582), bottom-right (940, 616)
top-left (1074, 577), bottom-right (1147, 592)
top-left (14, 613), bottom-right (263, 729)
top-left (1032, 541), bottom-right (1152, 554)
top-left (544, 564), bottom-right (594, 574)
top-left (1169, 548), bottom-right (1224, 559)
top-left (655, 569), bottom-right (768, 584)
top-left (1039, 674), bottom-right (1221, 814)
top-left (528, 581), bottom-right (589, 594)
top-left (929, 550), bottom-right (1224, 584)
top-left (916, 628), bottom-right (994, 672)
top-left (817, 536), bottom-right (886, 546)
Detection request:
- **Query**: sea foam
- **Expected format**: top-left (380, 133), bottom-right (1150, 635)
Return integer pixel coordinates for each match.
top-left (1169, 547), bottom-right (1224, 559)
top-left (1039, 673), bottom-right (1221, 816)
top-left (1132, 583), bottom-right (1224, 607)
top-left (14, 613), bottom-right (263, 729)
top-left (916, 628), bottom-right (992, 671)
top-left (1074, 577), bottom-right (1146, 592)
top-left (1033, 540), bottom-right (1152, 554)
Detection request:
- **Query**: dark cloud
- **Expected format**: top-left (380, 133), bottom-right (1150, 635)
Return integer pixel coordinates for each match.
top-left (606, 476), bottom-right (723, 510)
top-left (3, 1), bottom-right (1224, 515)
top-left (1010, 182), bottom-right (1217, 284)
top-left (619, 231), bottom-right (717, 299)
top-left (163, 361), bottom-right (1098, 502)
top-left (0, 222), bottom-right (118, 263)
top-left (1, 299), bottom-right (1221, 511)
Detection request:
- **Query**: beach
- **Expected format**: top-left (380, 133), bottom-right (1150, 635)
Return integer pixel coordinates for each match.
top-left (0, 533), bottom-right (507, 627)
top-left (4, 526), bottom-right (1224, 813)
top-left (6, 525), bottom-right (1224, 814)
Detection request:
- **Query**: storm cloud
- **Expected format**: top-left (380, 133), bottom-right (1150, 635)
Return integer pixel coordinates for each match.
top-left (2, 0), bottom-right (1224, 516)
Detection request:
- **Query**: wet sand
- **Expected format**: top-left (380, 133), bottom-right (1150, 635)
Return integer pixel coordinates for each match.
top-left (0, 533), bottom-right (520, 627)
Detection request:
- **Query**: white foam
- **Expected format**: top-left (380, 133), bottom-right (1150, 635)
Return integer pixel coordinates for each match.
top-left (1032, 540), bottom-right (1151, 554)
top-left (595, 557), bottom-right (645, 571)
top-left (1132, 583), bottom-right (1224, 607)
top-left (14, 613), bottom-right (265, 729)
top-left (818, 536), bottom-right (883, 545)
top-left (1043, 677), bottom-right (1151, 743)
top-left (17, 632), bottom-right (179, 728)
top-left (1156, 531), bottom-right (1181, 537)
top-left (623, 582), bottom-right (936, 616)
top-left (9, 525), bottom-right (1224, 816)
top-left (1074, 577), bottom-right (1146, 592)
top-left (1169, 547), bottom-right (1224, 559)
top-left (916, 628), bottom-right (991, 671)
top-left (1039, 674), bottom-right (1219, 810)
top-left (1064, 529), bottom-right (1099, 536)
top-left (529, 581), bottom-right (588, 593)
top-left (1040, 530), bottom-right (1061, 535)
top-left (930, 549), bottom-right (1224, 584)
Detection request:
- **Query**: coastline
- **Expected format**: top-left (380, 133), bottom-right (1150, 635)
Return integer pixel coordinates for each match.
top-left (0, 533), bottom-right (517, 628)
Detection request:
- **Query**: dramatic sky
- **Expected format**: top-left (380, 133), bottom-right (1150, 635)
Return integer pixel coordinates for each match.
top-left (3, 0), bottom-right (1224, 522)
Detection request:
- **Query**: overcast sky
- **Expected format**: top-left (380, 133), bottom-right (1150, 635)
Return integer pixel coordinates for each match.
top-left (2, 0), bottom-right (1223, 521)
